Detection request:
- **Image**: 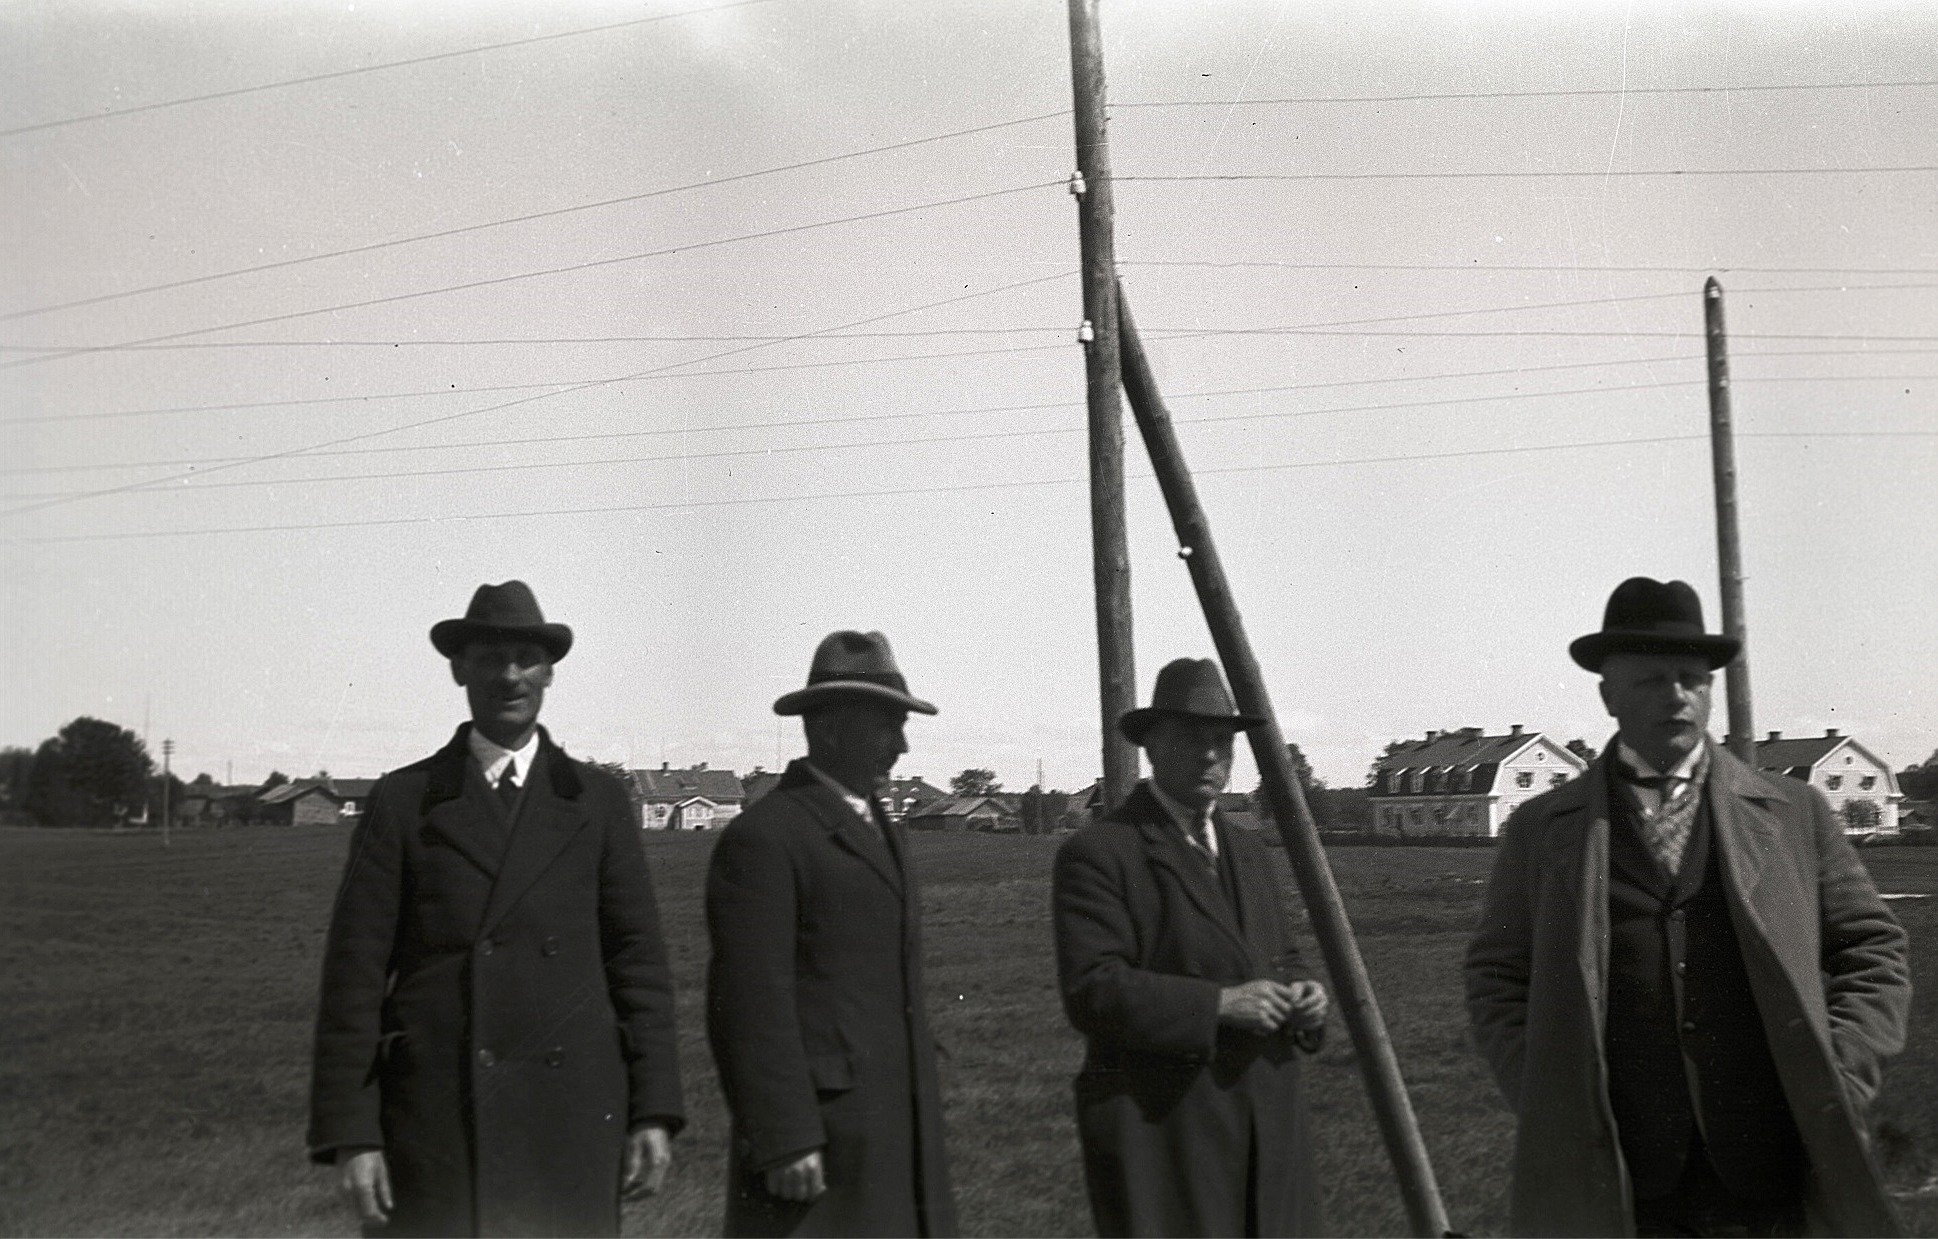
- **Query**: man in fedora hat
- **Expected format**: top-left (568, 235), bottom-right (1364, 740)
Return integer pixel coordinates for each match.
top-left (705, 630), bottom-right (957, 1237)
top-left (1053, 657), bottom-right (1329, 1238)
top-left (308, 581), bottom-right (685, 1237)
top-left (1466, 577), bottom-right (1910, 1237)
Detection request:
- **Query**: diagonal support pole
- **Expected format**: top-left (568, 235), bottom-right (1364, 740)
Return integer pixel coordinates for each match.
top-left (1117, 287), bottom-right (1452, 1239)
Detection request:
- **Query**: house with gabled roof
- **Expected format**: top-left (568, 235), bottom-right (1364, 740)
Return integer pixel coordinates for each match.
top-left (1368, 725), bottom-right (1588, 838)
top-left (905, 796), bottom-right (1018, 833)
top-left (879, 776), bottom-right (947, 822)
top-left (1745, 728), bottom-right (1902, 835)
top-left (628, 763), bottom-right (746, 830)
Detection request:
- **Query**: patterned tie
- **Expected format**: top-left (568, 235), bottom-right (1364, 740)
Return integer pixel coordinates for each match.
top-left (1618, 760), bottom-right (1700, 876)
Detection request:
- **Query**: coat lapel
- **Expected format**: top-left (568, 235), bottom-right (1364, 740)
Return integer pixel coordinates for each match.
top-left (1706, 742), bottom-right (1790, 937)
top-left (480, 736), bottom-right (593, 934)
top-left (1123, 788), bottom-right (1250, 961)
top-left (784, 764), bottom-right (904, 895)
top-left (1541, 763), bottom-right (1610, 1036)
top-left (416, 726), bottom-right (505, 878)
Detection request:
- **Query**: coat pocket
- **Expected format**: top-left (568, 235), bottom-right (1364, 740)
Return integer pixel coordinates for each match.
top-left (807, 1052), bottom-right (854, 1094)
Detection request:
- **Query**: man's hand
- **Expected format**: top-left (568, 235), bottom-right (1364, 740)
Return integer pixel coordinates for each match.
top-left (764, 1150), bottom-right (826, 1203)
top-left (336, 1148), bottom-right (392, 1228)
top-left (622, 1124), bottom-right (673, 1198)
top-left (1283, 979), bottom-right (1329, 1031)
top-left (1218, 979), bottom-right (1298, 1033)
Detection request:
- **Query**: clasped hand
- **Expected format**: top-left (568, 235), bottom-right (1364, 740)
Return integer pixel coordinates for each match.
top-left (1217, 978), bottom-right (1328, 1035)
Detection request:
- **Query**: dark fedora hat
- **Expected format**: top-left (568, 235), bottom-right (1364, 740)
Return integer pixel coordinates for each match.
top-left (773, 630), bottom-right (938, 716)
top-left (1568, 576), bottom-right (1740, 672)
top-left (429, 580), bottom-right (574, 662)
top-left (1119, 658), bottom-right (1263, 744)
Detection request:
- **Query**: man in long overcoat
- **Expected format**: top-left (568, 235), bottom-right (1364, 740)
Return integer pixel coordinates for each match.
top-left (1466, 577), bottom-right (1911, 1237)
top-left (308, 581), bottom-right (684, 1237)
top-left (705, 630), bottom-right (956, 1237)
top-left (1054, 658), bottom-right (1329, 1238)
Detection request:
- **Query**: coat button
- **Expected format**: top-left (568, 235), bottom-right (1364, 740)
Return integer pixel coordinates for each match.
top-left (480, 938), bottom-right (496, 956)
top-left (542, 937), bottom-right (560, 957)
top-left (545, 1048), bottom-right (564, 1068)
top-left (1668, 910), bottom-right (1685, 923)
top-left (1682, 1021), bottom-right (1697, 1033)
top-left (478, 1048), bottom-right (497, 1068)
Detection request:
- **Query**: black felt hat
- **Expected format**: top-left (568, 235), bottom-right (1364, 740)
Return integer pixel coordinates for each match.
top-left (1119, 658), bottom-right (1263, 744)
top-left (429, 581), bottom-right (573, 662)
top-left (773, 630), bottom-right (937, 716)
top-left (1568, 577), bottom-right (1740, 672)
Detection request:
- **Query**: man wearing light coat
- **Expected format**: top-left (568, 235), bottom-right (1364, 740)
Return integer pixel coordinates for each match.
top-left (1465, 577), bottom-right (1910, 1237)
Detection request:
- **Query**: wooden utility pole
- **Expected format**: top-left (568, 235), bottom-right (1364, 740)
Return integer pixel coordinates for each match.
top-left (1705, 278), bottom-right (1755, 762)
top-left (1067, 0), bottom-right (1137, 807)
top-left (1118, 290), bottom-right (1452, 1238)
top-left (161, 738), bottom-right (174, 849)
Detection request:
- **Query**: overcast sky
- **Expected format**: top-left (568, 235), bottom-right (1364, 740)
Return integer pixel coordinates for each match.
top-left (3, 0), bottom-right (1934, 794)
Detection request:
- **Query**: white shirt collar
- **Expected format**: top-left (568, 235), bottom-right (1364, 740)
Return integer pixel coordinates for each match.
top-left (1615, 738), bottom-right (1705, 783)
top-left (469, 726), bottom-right (540, 787)
top-left (1146, 779), bottom-right (1218, 858)
top-left (803, 761), bottom-right (878, 827)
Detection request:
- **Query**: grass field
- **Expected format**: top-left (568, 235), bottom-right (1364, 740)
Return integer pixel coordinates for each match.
top-left (3, 826), bottom-right (1936, 1237)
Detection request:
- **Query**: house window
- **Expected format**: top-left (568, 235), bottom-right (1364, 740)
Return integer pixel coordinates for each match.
top-left (1515, 772), bottom-right (1534, 789)
top-left (1550, 773), bottom-right (1568, 788)
top-left (1826, 775), bottom-right (1843, 791)
top-left (1861, 776), bottom-right (1877, 791)
top-left (1409, 770), bottom-right (1424, 794)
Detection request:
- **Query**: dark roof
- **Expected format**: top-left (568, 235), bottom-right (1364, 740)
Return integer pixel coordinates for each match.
top-left (629, 766), bottom-right (745, 803)
top-left (1371, 728), bottom-right (1543, 775)
top-left (331, 778), bottom-right (378, 800)
top-left (741, 769), bottom-right (783, 804)
top-left (882, 776), bottom-right (947, 804)
top-left (258, 779), bottom-right (343, 806)
top-left (908, 796), bottom-right (1013, 820)
top-left (1753, 733), bottom-right (1849, 776)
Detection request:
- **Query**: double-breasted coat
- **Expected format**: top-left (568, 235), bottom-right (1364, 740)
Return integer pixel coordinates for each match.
top-left (1053, 784), bottom-right (1324, 1238)
top-left (704, 760), bottom-right (957, 1237)
top-left (308, 725), bottom-right (684, 1237)
top-left (1465, 741), bottom-right (1910, 1237)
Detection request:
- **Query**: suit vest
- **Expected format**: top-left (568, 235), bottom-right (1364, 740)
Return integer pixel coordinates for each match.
top-left (1603, 764), bottom-right (1805, 1203)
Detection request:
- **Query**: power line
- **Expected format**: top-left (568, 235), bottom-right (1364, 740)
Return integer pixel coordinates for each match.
top-left (1119, 166), bottom-right (1938, 183)
top-left (8, 430), bottom-right (1927, 545)
top-left (1122, 259), bottom-right (1938, 277)
top-left (0, 0), bottom-right (787, 139)
top-left (0, 271), bottom-right (1073, 520)
top-left (22, 374), bottom-right (1938, 496)
top-left (1115, 79), bottom-right (1938, 108)
top-left (15, 344), bottom-right (1937, 433)
top-left (0, 111), bottom-right (1067, 325)
top-left (0, 181), bottom-right (1063, 372)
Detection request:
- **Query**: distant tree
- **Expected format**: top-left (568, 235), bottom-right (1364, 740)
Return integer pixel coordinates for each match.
top-left (1844, 799), bottom-right (1882, 833)
top-left (1899, 758), bottom-right (1938, 803)
top-left (1565, 738), bottom-right (1599, 764)
top-left (0, 745), bottom-right (34, 808)
top-left (1021, 785), bottom-right (1045, 835)
top-left (1366, 738), bottom-right (1413, 788)
top-left (1257, 742), bottom-right (1335, 829)
top-left (950, 768), bottom-right (1001, 797)
top-left (22, 717), bottom-right (153, 827)
top-left (1327, 786), bottom-right (1373, 831)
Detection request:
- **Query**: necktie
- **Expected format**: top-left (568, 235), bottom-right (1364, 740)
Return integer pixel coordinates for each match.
top-left (495, 766), bottom-right (521, 814)
top-left (1185, 817), bottom-right (1216, 869)
top-left (1618, 763), bottom-right (1696, 875)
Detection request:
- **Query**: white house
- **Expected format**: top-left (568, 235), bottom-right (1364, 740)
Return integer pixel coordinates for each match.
top-left (1368, 725), bottom-right (1589, 838)
top-left (1748, 729), bottom-right (1902, 835)
top-left (629, 764), bottom-right (746, 830)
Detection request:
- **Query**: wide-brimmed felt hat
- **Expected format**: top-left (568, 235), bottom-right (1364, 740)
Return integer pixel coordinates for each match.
top-left (430, 580), bottom-right (574, 662)
top-left (1568, 576), bottom-right (1740, 672)
top-left (1119, 658), bottom-right (1263, 744)
top-left (773, 630), bottom-right (937, 716)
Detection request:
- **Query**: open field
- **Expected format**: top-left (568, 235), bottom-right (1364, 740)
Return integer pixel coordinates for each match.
top-left (3, 826), bottom-right (1936, 1237)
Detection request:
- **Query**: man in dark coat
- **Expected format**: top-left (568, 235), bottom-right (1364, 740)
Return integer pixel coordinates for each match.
top-left (308, 581), bottom-right (684, 1237)
top-left (705, 630), bottom-right (957, 1237)
top-left (1466, 577), bottom-right (1911, 1237)
top-left (1054, 658), bottom-right (1329, 1239)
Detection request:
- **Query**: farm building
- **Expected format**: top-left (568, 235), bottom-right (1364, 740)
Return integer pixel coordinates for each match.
top-left (880, 776), bottom-right (947, 822)
top-left (741, 767), bottom-right (783, 808)
top-left (1746, 729), bottom-right (1903, 835)
top-left (255, 779), bottom-right (348, 827)
top-left (1369, 726), bottom-right (1588, 838)
top-left (905, 796), bottom-right (1019, 833)
top-left (629, 763), bottom-right (745, 830)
